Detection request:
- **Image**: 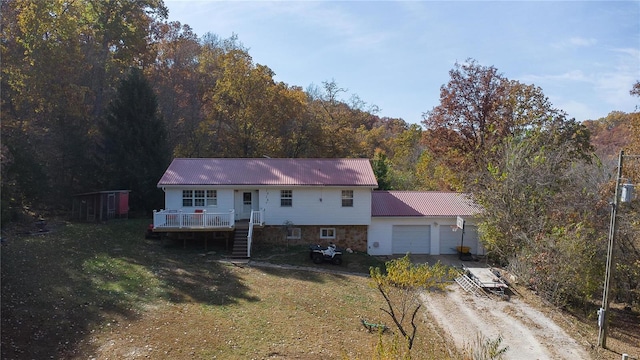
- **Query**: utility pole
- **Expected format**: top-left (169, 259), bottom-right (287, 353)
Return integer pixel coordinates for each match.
top-left (598, 151), bottom-right (623, 348)
top-left (597, 151), bottom-right (640, 347)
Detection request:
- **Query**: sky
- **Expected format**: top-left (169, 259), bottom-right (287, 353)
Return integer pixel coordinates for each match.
top-left (164, 1), bottom-right (640, 125)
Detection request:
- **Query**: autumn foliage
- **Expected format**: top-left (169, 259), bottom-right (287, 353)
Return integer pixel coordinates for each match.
top-left (1, 0), bottom-right (639, 317)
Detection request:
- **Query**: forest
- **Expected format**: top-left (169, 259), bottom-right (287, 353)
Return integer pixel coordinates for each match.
top-left (2, 0), bottom-right (639, 313)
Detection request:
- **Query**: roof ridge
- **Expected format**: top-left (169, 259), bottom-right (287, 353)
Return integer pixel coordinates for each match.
top-left (374, 190), bottom-right (470, 196)
top-left (173, 157), bottom-right (371, 161)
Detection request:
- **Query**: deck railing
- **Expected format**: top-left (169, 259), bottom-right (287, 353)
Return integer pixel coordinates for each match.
top-left (246, 209), bottom-right (265, 257)
top-left (153, 209), bottom-right (235, 229)
top-left (251, 209), bottom-right (265, 226)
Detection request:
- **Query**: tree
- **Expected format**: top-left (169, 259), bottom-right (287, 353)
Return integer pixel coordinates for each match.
top-left (422, 59), bottom-right (509, 177)
top-left (583, 111), bottom-right (634, 163)
top-left (414, 150), bottom-right (459, 191)
top-left (421, 59), bottom-right (584, 188)
top-left (147, 21), bottom-right (204, 157)
top-left (355, 117), bottom-right (427, 190)
top-left (474, 131), bottom-right (604, 307)
top-left (1, 0), bottom-right (168, 220)
top-left (306, 80), bottom-right (378, 158)
top-left (630, 80), bottom-right (640, 98)
top-left (369, 255), bottom-right (453, 353)
top-left (263, 84), bottom-right (319, 158)
top-left (371, 151), bottom-right (392, 190)
top-left (83, 0), bottom-right (168, 121)
top-left (422, 59), bottom-right (603, 307)
top-left (101, 68), bottom-right (170, 213)
top-left (201, 49), bottom-right (280, 157)
top-left (613, 82), bottom-right (640, 308)
top-left (1, 0), bottom-right (99, 212)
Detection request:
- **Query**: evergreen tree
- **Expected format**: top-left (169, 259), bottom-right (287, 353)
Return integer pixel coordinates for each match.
top-left (371, 151), bottom-right (392, 190)
top-left (101, 68), bottom-right (170, 214)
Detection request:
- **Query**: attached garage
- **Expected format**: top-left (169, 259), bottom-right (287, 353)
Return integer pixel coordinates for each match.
top-left (392, 225), bottom-right (430, 254)
top-left (368, 191), bottom-right (482, 256)
top-left (439, 225), bottom-right (462, 254)
top-left (464, 225), bottom-right (482, 255)
top-left (438, 224), bottom-right (481, 254)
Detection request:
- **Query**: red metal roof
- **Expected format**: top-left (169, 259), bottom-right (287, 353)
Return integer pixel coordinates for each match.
top-left (158, 158), bottom-right (378, 187)
top-left (372, 191), bottom-right (481, 217)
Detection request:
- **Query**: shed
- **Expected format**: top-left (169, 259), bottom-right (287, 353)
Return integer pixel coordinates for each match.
top-left (71, 190), bottom-right (130, 222)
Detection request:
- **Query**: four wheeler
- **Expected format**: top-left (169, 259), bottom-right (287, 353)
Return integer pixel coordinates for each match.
top-left (309, 242), bottom-right (343, 265)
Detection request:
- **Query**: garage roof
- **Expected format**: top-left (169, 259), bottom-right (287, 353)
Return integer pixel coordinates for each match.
top-left (372, 191), bottom-right (481, 217)
top-left (158, 158), bottom-right (378, 187)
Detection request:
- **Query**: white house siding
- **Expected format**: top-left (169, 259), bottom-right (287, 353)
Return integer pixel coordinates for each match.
top-left (162, 186), bottom-right (372, 226)
top-left (162, 187), bottom-right (236, 215)
top-left (163, 188), bottom-right (181, 210)
top-left (259, 187), bottom-right (372, 226)
top-left (368, 217), bottom-right (481, 256)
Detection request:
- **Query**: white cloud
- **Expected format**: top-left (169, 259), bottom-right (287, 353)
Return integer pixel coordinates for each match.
top-left (592, 48), bottom-right (639, 110)
top-left (519, 70), bottom-right (591, 84)
top-left (611, 47), bottom-right (640, 60)
top-left (292, 3), bottom-right (394, 50)
top-left (555, 99), bottom-right (597, 121)
top-left (519, 45), bottom-right (639, 118)
top-left (552, 36), bottom-right (597, 49)
top-left (569, 37), bottom-right (597, 47)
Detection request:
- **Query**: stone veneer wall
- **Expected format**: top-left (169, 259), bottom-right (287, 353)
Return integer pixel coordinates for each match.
top-left (256, 225), bottom-right (368, 252)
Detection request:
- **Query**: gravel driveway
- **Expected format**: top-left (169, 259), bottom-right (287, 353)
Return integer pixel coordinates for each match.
top-left (421, 285), bottom-right (591, 359)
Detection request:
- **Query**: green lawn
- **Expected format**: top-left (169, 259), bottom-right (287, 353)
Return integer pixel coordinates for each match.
top-left (1, 219), bottom-right (455, 359)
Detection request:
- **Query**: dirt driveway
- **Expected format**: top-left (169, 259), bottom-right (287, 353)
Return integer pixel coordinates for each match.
top-left (422, 286), bottom-right (591, 359)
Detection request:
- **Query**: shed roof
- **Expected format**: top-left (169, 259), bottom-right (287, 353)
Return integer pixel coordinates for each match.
top-left (158, 158), bottom-right (378, 187)
top-left (372, 191), bottom-right (481, 217)
top-left (72, 190), bottom-right (131, 197)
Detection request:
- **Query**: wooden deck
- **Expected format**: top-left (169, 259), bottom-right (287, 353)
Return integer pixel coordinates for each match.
top-left (152, 209), bottom-right (265, 232)
top-left (152, 209), bottom-right (264, 258)
top-left (152, 209), bottom-right (236, 231)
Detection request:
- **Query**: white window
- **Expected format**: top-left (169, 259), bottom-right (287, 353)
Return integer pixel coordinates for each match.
top-left (206, 190), bottom-right (217, 206)
top-left (287, 227), bottom-right (301, 239)
top-left (341, 190), bottom-right (354, 207)
top-left (320, 228), bottom-right (336, 239)
top-left (194, 190), bottom-right (205, 207)
top-left (182, 190), bottom-right (193, 207)
top-left (183, 190), bottom-right (217, 207)
top-left (281, 190), bottom-right (292, 207)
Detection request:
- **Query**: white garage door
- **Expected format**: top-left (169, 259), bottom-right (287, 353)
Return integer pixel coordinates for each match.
top-left (440, 226), bottom-right (463, 254)
top-left (392, 225), bottom-right (430, 254)
top-left (465, 225), bottom-right (480, 254)
top-left (440, 225), bottom-right (479, 254)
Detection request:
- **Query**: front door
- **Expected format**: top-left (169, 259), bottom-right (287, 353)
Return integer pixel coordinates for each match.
top-left (234, 190), bottom-right (258, 220)
top-left (242, 192), bottom-right (252, 219)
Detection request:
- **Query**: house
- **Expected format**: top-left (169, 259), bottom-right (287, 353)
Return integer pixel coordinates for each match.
top-left (368, 191), bottom-right (483, 256)
top-left (153, 158), bottom-right (483, 258)
top-left (153, 158), bottom-right (378, 257)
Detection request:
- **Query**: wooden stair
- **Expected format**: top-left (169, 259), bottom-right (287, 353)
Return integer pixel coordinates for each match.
top-left (231, 222), bottom-right (249, 258)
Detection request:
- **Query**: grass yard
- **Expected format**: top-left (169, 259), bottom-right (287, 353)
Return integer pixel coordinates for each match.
top-left (1, 219), bottom-right (456, 359)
